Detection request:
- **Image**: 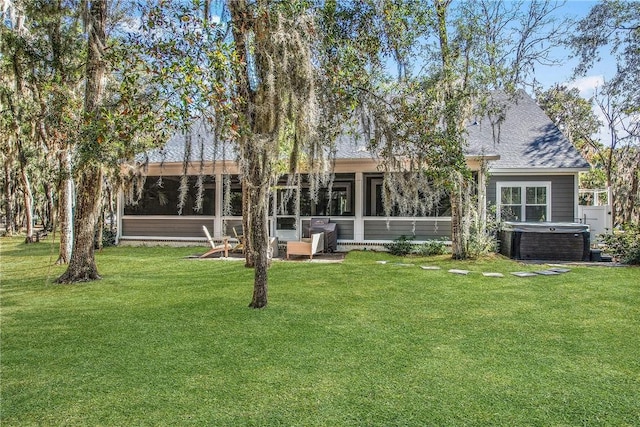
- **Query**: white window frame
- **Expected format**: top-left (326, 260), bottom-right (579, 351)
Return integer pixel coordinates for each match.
top-left (496, 181), bottom-right (552, 222)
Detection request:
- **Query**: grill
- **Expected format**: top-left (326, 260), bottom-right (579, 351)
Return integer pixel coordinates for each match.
top-left (500, 222), bottom-right (590, 261)
top-left (306, 218), bottom-right (338, 253)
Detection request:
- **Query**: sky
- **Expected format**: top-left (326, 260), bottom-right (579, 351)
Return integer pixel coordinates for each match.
top-left (534, 0), bottom-right (614, 93)
top-left (531, 0), bottom-right (619, 143)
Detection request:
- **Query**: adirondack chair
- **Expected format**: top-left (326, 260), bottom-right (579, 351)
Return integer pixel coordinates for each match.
top-left (200, 226), bottom-right (230, 258)
top-left (232, 227), bottom-right (245, 254)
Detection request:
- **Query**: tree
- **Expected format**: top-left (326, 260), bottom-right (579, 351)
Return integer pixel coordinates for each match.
top-left (229, 1), bottom-right (338, 307)
top-left (133, 0), bottom-right (373, 308)
top-left (594, 87), bottom-right (639, 225)
top-left (0, 2), bottom-right (38, 242)
top-left (569, 0), bottom-right (640, 225)
top-left (569, 0), bottom-right (640, 116)
top-left (535, 84), bottom-right (608, 205)
top-left (535, 84), bottom-right (602, 161)
top-left (54, 0), bottom-right (162, 282)
top-left (1, 0), bottom-right (87, 260)
top-left (56, 0), bottom-right (107, 282)
top-left (357, 0), bottom-right (571, 259)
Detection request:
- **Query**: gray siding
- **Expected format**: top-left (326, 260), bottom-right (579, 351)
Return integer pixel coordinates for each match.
top-left (364, 219), bottom-right (451, 240)
top-left (122, 217), bottom-right (214, 238)
top-left (331, 219), bottom-right (355, 240)
top-left (487, 175), bottom-right (576, 222)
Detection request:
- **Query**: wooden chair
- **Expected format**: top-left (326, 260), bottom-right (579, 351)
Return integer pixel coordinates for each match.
top-left (286, 233), bottom-right (323, 260)
top-left (232, 227), bottom-right (245, 254)
top-left (200, 226), bottom-right (230, 258)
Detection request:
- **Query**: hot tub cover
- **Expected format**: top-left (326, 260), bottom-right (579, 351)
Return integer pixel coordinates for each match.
top-left (501, 222), bottom-right (589, 233)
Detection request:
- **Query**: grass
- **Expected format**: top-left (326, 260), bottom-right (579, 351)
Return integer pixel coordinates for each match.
top-left (1, 237), bottom-right (639, 426)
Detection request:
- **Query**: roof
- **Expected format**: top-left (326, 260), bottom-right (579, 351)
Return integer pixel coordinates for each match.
top-left (141, 91), bottom-right (590, 171)
top-left (141, 121), bottom-right (235, 164)
top-left (465, 91), bottom-right (590, 170)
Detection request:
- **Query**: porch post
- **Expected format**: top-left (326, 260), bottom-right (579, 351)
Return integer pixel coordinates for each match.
top-left (354, 172), bottom-right (364, 241)
top-left (214, 171), bottom-right (224, 237)
top-left (573, 172), bottom-right (580, 221)
top-left (478, 169), bottom-right (487, 224)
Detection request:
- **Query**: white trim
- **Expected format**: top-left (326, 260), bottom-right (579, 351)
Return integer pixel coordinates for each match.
top-left (496, 181), bottom-right (552, 222)
top-left (489, 168), bottom-right (589, 175)
top-left (214, 171), bottom-right (224, 237)
top-left (573, 172), bottom-right (580, 220)
top-left (362, 216), bottom-right (453, 221)
top-left (354, 172), bottom-right (364, 241)
top-left (121, 215), bottom-right (216, 220)
top-left (120, 236), bottom-right (209, 242)
top-left (116, 188), bottom-right (123, 245)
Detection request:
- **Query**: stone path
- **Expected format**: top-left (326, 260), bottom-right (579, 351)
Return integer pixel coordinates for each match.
top-left (376, 261), bottom-right (572, 277)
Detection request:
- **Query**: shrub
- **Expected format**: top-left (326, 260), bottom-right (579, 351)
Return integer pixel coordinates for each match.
top-left (467, 205), bottom-right (500, 258)
top-left (600, 223), bottom-right (640, 265)
top-left (414, 239), bottom-right (447, 256)
top-left (384, 235), bottom-right (415, 256)
top-left (102, 229), bottom-right (117, 247)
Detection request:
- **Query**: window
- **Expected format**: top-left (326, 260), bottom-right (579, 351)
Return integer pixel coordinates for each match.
top-left (124, 176), bottom-right (215, 216)
top-left (497, 182), bottom-right (551, 222)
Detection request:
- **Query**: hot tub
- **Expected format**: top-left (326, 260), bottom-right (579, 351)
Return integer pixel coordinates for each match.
top-left (500, 222), bottom-right (590, 261)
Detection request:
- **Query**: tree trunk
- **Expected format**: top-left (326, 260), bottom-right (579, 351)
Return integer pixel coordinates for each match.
top-left (56, 0), bottom-right (106, 283)
top-left (95, 195), bottom-right (104, 250)
top-left (18, 155), bottom-right (34, 243)
top-left (229, 0), bottom-right (273, 308)
top-left (450, 181), bottom-right (464, 259)
top-left (56, 149), bottom-right (73, 264)
top-left (247, 193), bottom-right (269, 309)
top-left (57, 167), bottom-right (102, 282)
top-left (242, 178), bottom-right (254, 268)
top-left (43, 181), bottom-right (55, 231)
top-left (436, 1), bottom-right (469, 260)
top-left (246, 139), bottom-right (271, 309)
top-left (3, 163), bottom-right (16, 236)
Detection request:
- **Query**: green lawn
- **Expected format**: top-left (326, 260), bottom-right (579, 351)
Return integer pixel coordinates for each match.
top-left (1, 237), bottom-right (639, 426)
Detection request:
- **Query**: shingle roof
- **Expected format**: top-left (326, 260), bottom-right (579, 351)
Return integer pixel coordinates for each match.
top-left (141, 91), bottom-right (590, 170)
top-left (140, 120), bottom-right (236, 164)
top-left (465, 90), bottom-right (590, 170)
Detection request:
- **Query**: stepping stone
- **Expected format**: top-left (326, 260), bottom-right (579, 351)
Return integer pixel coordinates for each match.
top-left (448, 269), bottom-right (470, 275)
top-left (421, 265), bottom-right (441, 270)
top-left (376, 260), bottom-right (389, 264)
top-left (483, 272), bottom-right (504, 277)
top-left (548, 268), bottom-right (571, 273)
top-left (511, 271), bottom-right (538, 277)
top-left (534, 270), bottom-right (561, 275)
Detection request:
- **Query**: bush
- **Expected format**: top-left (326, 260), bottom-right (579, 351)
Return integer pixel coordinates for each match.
top-left (600, 223), bottom-right (640, 265)
top-left (467, 205), bottom-right (500, 258)
top-left (102, 229), bottom-right (117, 247)
top-left (414, 239), bottom-right (447, 256)
top-left (384, 235), bottom-right (415, 256)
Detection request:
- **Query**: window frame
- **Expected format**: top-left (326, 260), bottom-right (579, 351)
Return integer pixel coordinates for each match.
top-left (496, 181), bottom-right (552, 222)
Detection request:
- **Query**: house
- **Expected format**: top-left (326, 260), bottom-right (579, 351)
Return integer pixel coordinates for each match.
top-left (116, 91), bottom-right (590, 249)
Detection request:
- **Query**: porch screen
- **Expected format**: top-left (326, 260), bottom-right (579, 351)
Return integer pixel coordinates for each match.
top-left (364, 174), bottom-right (451, 217)
top-left (124, 176), bottom-right (215, 216)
